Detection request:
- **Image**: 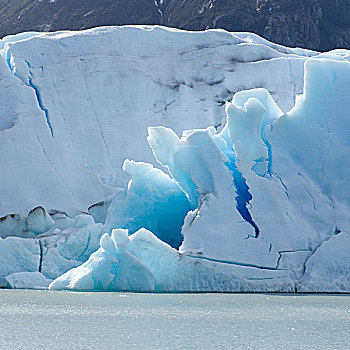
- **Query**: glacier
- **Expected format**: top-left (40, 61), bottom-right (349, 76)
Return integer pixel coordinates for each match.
top-left (0, 26), bottom-right (349, 292)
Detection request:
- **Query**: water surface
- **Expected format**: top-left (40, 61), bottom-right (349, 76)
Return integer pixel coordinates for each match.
top-left (0, 290), bottom-right (348, 349)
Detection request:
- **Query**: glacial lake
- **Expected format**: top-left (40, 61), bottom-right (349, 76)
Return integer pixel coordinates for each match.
top-left (0, 290), bottom-right (349, 349)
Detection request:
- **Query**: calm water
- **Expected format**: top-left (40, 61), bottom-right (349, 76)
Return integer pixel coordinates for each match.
top-left (0, 290), bottom-right (349, 350)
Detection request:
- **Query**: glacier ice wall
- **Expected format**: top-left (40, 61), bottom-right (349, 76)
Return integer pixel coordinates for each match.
top-left (0, 26), bottom-right (322, 216)
top-left (49, 56), bottom-right (350, 293)
top-left (0, 26), bottom-right (349, 292)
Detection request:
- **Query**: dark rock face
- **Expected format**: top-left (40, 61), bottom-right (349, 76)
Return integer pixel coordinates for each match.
top-left (0, 0), bottom-right (162, 37)
top-left (0, 0), bottom-right (349, 51)
top-left (162, 0), bottom-right (350, 51)
top-left (256, 0), bottom-right (350, 51)
top-left (258, 1), bottom-right (323, 50)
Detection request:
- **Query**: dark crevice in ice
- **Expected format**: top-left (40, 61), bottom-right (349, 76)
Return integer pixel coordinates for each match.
top-left (303, 184), bottom-right (317, 211)
top-left (187, 254), bottom-right (281, 271)
top-left (212, 131), bottom-right (260, 238)
top-left (38, 240), bottom-right (43, 273)
top-left (2, 52), bottom-right (53, 137)
top-left (232, 164), bottom-right (260, 238)
top-left (26, 70), bottom-right (54, 136)
top-left (276, 253), bottom-right (282, 269)
top-left (48, 209), bottom-right (71, 218)
top-left (275, 249), bottom-right (312, 269)
top-left (276, 174), bottom-right (289, 199)
top-left (279, 249), bottom-right (312, 253)
top-left (264, 126), bottom-right (288, 197)
top-left (334, 227), bottom-right (341, 235)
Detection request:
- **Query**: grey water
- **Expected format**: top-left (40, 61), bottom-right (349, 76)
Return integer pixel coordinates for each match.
top-left (0, 290), bottom-right (349, 350)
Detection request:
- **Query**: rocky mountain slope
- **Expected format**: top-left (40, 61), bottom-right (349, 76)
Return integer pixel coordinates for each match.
top-left (164, 0), bottom-right (350, 51)
top-left (0, 0), bottom-right (349, 51)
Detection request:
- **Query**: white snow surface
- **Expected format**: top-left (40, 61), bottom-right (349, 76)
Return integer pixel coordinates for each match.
top-left (0, 26), bottom-right (349, 292)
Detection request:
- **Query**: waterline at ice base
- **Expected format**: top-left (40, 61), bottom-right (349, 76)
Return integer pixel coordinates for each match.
top-left (0, 26), bottom-right (349, 292)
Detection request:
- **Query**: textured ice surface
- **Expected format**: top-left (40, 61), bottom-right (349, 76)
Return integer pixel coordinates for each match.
top-left (50, 228), bottom-right (293, 292)
top-left (74, 214), bottom-right (95, 228)
top-left (5, 272), bottom-right (52, 289)
top-left (0, 25), bottom-right (324, 217)
top-left (0, 213), bottom-right (28, 239)
top-left (0, 212), bottom-right (107, 287)
top-left (40, 217), bottom-right (104, 280)
top-left (128, 229), bottom-right (294, 292)
top-left (0, 206), bottom-right (54, 238)
top-left (105, 160), bottom-right (190, 248)
top-left (298, 231), bottom-right (350, 292)
top-left (26, 206), bottom-right (54, 234)
top-left (49, 230), bottom-right (155, 291)
top-left (0, 237), bottom-right (40, 286)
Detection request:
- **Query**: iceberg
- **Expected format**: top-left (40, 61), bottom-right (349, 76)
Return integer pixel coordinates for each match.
top-left (49, 230), bottom-right (155, 292)
top-left (5, 272), bottom-right (52, 289)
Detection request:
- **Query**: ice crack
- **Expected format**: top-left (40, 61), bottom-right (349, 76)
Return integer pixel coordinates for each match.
top-left (38, 239), bottom-right (44, 273)
top-left (295, 228), bottom-right (341, 290)
top-left (188, 254), bottom-right (282, 271)
top-left (276, 174), bottom-right (290, 199)
top-left (214, 134), bottom-right (260, 238)
top-left (276, 249), bottom-right (312, 269)
top-left (303, 184), bottom-right (317, 211)
top-left (28, 75), bottom-right (54, 137)
top-left (232, 162), bottom-right (260, 238)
